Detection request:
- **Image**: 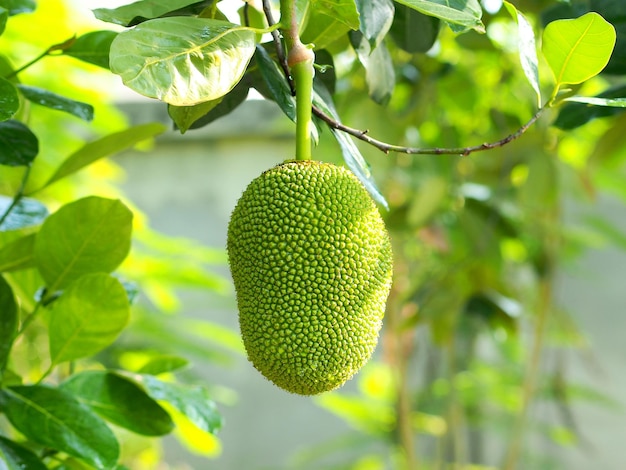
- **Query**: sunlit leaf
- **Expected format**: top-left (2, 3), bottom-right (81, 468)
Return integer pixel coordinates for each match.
top-left (49, 273), bottom-right (130, 364)
top-left (168, 99), bottom-right (223, 134)
top-left (61, 371), bottom-right (174, 436)
top-left (554, 84), bottom-right (626, 129)
top-left (0, 232), bottom-right (35, 272)
top-left (0, 77), bottom-right (18, 121)
top-left (63, 31), bottom-right (118, 69)
top-left (136, 355), bottom-right (190, 375)
top-left (0, 385), bottom-right (119, 469)
top-left (17, 85), bottom-right (94, 121)
top-left (94, 0), bottom-right (210, 27)
top-left (543, 12), bottom-right (616, 87)
top-left (110, 18), bottom-right (256, 106)
top-left (0, 274), bottom-right (17, 371)
top-left (563, 96), bottom-right (626, 107)
top-left (394, 0), bottom-right (484, 33)
top-left (0, 196), bottom-right (48, 232)
top-left (135, 375), bottom-right (223, 434)
top-left (0, 120), bottom-right (38, 167)
top-left (0, 436), bottom-right (47, 470)
top-left (34, 197), bottom-right (133, 292)
top-left (504, 1), bottom-right (541, 106)
top-left (43, 122), bottom-right (166, 189)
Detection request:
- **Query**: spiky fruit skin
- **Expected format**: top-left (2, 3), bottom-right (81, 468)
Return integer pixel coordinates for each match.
top-left (227, 161), bottom-right (393, 395)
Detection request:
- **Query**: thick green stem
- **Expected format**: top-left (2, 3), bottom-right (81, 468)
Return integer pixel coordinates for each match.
top-left (280, 0), bottom-right (315, 161)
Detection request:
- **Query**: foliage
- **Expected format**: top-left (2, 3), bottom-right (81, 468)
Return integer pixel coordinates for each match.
top-left (0, 0), bottom-right (625, 469)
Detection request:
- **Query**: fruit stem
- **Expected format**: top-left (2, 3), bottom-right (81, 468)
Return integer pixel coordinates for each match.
top-left (280, 0), bottom-right (315, 161)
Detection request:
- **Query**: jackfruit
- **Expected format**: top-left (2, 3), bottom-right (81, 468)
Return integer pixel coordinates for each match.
top-left (227, 160), bottom-right (393, 395)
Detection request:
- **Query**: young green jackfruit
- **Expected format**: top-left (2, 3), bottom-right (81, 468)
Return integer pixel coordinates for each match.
top-left (227, 160), bottom-right (393, 395)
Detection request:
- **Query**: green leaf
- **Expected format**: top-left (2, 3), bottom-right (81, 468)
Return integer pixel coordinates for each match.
top-left (563, 96), bottom-right (626, 107)
top-left (0, 436), bottom-right (47, 470)
top-left (34, 197), bottom-right (133, 292)
top-left (300, 8), bottom-right (352, 50)
top-left (94, 0), bottom-right (211, 27)
top-left (17, 85), bottom-right (94, 121)
top-left (0, 274), bottom-right (17, 371)
top-left (0, 77), bottom-right (18, 121)
top-left (504, 2), bottom-right (541, 106)
top-left (110, 18), bottom-right (256, 106)
top-left (49, 273), bottom-right (130, 365)
top-left (255, 46), bottom-right (295, 121)
top-left (136, 375), bottom-right (222, 434)
top-left (0, 120), bottom-right (38, 167)
top-left (308, 0), bottom-right (360, 30)
top-left (0, 7), bottom-right (7, 35)
top-left (0, 196), bottom-right (48, 231)
top-left (355, 0), bottom-right (394, 49)
top-left (63, 31), bottom-right (118, 69)
top-left (390, 4), bottom-right (440, 53)
top-left (554, 84), bottom-right (626, 129)
top-left (312, 83), bottom-right (388, 209)
top-left (0, 385), bottom-right (119, 469)
top-left (350, 33), bottom-right (395, 105)
top-left (136, 355), bottom-right (190, 375)
top-left (61, 371), bottom-right (174, 436)
top-left (43, 122), bottom-right (166, 189)
top-left (168, 99), bottom-right (224, 134)
top-left (0, 0), bottom-right (35, 16)
top-left (0, 232), bottom-right (36, 272)
top-left (543, 12), bottom-right (616, 87)
top-left (394, 0), bottom-right (484, 33)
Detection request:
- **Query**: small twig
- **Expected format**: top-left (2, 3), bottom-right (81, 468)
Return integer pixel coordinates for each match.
top-left (4, 36), bottom-right (75, 79)
top-left (261, 0), bottom-right (295, 94)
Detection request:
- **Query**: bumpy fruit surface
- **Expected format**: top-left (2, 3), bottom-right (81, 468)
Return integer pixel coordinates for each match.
top-left (227, 160), bottom-right (393, 395)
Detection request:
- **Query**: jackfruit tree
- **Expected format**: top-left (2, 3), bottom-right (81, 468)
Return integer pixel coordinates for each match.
top-left (0, 0), bottom-right (625, 469)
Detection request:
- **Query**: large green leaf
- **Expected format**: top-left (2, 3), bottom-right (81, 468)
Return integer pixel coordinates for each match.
top-left (17, 85), bottom-right (94, 121)
top-left (42, 122), bottom-right (166, 189)
top-left (0, 232), bottom-right (35, 272)
top-left (136, 375), bottom-right (222, 434)
top-left (554, 84), bottom-right (626, 129)
top-left (34, 197), bottom-right (133, 292)
top-left (504, 1), bottom-right (541, 106)
top-left (394, 0), bottom-right (484, 33)
top-left (94, 0), bottom-right (211, 27)
top-left (355, 0), bottom-right (394, 49)
top-left (168, 99), bottom-right (224, 134)
top-left (110, 18), bottom-right (256, 106)
top-left (0, 77), bottom-right (18, 121)
top-left (64, 31), bottom-right (118, 69)
top-left (0, 436), bottom-right (47, 470)
top-left (0, 274), bottom-right (17, 371)
top-left (350, 33), bottom-right (395, 105)
top-left (61, 371), bottom-right (174, 436)
top-left (49, 273), bottom-right (130, 365)
top-left (0, 120), bottom-right (38, 167)
top-left (0, 385), bottom-right (119, 469)
top-left (390, 4), bottom-right (440, 53)
top-left (543, 12), bottom-right (616, 87)
top-left (0, 196), bottom-right (48, 232)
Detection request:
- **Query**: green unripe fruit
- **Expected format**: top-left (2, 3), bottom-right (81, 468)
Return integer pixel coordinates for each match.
top-left (227, 161), bottom-right (393, 395)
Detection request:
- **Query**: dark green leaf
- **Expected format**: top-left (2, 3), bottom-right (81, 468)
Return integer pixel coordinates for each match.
top-left (350, 33), bottom-right (395, 105)
top-left (137, 375), bottom-right (222, 434)
top-left (0, 196), bottom-right (48, 231)
top-left (553, 84), bottom-right (626, 129)
top-left (63, 31), bottom-right (118, 69)
top-left (0, 436), bottom-right (47, 470)
top-left (168, 99), bottom-right (224, 134)
top-left (17, 85), bottom-right (94, 121)
top-left (49, 273), bottom-right (130, 365)
top-left (0, 77), bottom-right (18, 120)
top-left (43, 122), bottom-right (166, 189)
top-left (312, 83), bottom-right (388, 209)
top-left (0, 7), bottom-right (7, 35)
top-left (0, 274), bottom-right (17, 371)
top-left (314, 49), bottom-right (336, 95)
top-left (94, 0), bottom-right (211, 27)
top-left (390, 5), bottom-right (440, 53)
top-left (137, 355), bottom-right (190, 375)
top-left (61, 371), bottom-right (174, 436)
top-left (355, 0), bottom-right (394, 49)
top-left (0, 0), bottom-right (36, 16)
top-left (34, 196), bottom-right (133, 292)
top-left (0, 232), bottom-right (36, 272)
top-left (255, 45), bottom-right (296, 121)
top-left (394, 0), bottom-right (484, 33)
top-left (0, 385), bottom-right (119, 469)
top-left (186, 77), bottom-right (250, 130)
top-left (110, 18), bottom-right (256, 106)
top-left (0, 120), bottom-right (38, 166)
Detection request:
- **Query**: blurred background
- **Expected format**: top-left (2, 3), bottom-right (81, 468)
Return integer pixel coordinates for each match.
top-left (1, 0), bottom-right (624, 468)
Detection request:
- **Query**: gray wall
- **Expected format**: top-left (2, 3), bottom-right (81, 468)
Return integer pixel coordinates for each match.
top-left (114, 100), bottom-right (625, 470)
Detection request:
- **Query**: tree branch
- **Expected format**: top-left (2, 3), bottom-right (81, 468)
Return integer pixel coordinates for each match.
top-left (262, 0), bottom-right (294, 94)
